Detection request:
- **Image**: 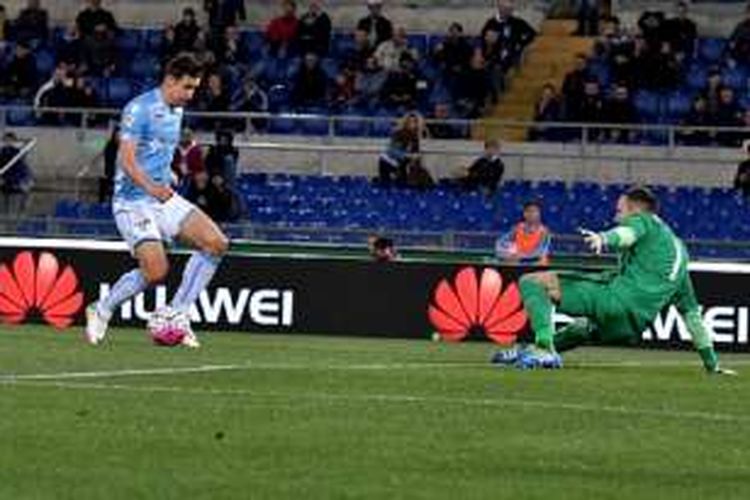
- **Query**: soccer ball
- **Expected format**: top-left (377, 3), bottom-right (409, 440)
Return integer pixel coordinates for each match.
top-left (147, 307), bottom-right (189, 346)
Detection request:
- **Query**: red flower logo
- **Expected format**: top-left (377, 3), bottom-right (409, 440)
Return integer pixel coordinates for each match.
top-left (428, 267), bottom-right (527, 344)
top-left (0, 251), bottom-right (83, 328)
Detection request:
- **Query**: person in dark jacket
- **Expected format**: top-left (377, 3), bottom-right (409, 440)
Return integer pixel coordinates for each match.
top-left (100, 125), bottom-right (119, 202)
top-left (297, 0), bottom-right (331, 56)
top-left (735, 140), bottom-right (750, 197)
top-left (0, 132), bottom-right (33, 214)
top-left (357, 0), bottom-right (393, 47)
top-left (465, 139), bottom-right (504, 195)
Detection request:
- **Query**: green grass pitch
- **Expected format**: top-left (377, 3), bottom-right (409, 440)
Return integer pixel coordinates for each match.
top-left (1, 325), bottom-right (749, 500)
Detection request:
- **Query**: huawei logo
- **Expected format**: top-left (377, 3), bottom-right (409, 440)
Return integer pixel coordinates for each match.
top-left (428, 267), bottom-right (527, 344)
top-left (0, 251), bottom-right (84, 328)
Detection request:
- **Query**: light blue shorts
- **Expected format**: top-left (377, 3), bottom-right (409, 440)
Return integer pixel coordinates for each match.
top-left (113, 194), bottom-right (195, 254)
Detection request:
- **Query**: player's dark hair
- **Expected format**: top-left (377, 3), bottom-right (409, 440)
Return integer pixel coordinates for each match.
top-left (523, 200), bottom-right (542, 210)
top-left (625, 186), bottom-right (659, 212)
top-left (164, 53), bottom-right (203, 80)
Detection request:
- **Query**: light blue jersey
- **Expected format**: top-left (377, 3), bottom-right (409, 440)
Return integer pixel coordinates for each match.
top-left (114, 88), bottom-right (183, 202)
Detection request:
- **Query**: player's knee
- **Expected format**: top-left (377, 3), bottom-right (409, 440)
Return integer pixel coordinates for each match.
top-left (205, 233), bottom-right (229, 257)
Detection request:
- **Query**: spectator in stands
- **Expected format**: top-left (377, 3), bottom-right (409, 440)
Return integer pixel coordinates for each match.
top-left (205, 129), bottom-right (239, 187)
top-left (481, 0), bottom-right (535, 68)
top-left (297, 0), bottom-right (331, 57)
top-left (354, 55), bottom-right (386, 108)
top-left (0, 4), bottom-right (10, 44)
top-left (678, 95), bottom-right (711, 146)
top-left (235, 76), bottom-right (269, 132)
top-left (0, 132), bottom-right (33, 215)
top-left (215, 24), bottom-right (248, 68)
top-left (76, 0), bottom-right (117, 39)
top-left (637, 9), bottom-right (665, 50)
top-left (205, 0), bottom-right (247, 33)
top-left (197, 72), bottom-right (231, 130)
top-left (344, 29), bottom-right (373, 71)
top-left (14, 0), bottom-right (49, 46)
top-left (730, 4), bottom-right (750, 65)
top-left (369, 235), bottom-right (397, 262)
top-left (57, 23), bottom-right (85, 69)
top-left (464, 139), bottom-right (504, 195)
top-left (702, 68), bottom-right (723, 115)
top-left (292, 52), bottom-right (329, 107)
top-left (636, 41), bottom-right (680, 90)
top-left (374, 26), bottom-right (417, 72)
top-left (170, 7), bottom-right (202, 55)
top-left (82, 22), bottom-right (117, 76)
top-left (454, 49), bottom-right (492, 118)
top-left (663, 1), bottom-right (697, 60)
top-left (380, 52), bottom-right (418, 109)
top-left (496, 200), bottom-right (551, 265)
top-left (529, 82), bottom-right (561, 141)
top-left (1, 43), bottom-right (37, 99)
top-left (33, 61), bottom-right (66, 107)
top-left (172, 129), bottom-right (205, 185)
top-left (734, 140), bottom-right (750, 197)
top-left (570, 79), bottom-right (603, 141)
top-left (266, 0), bottom-right (298, 56)
top-left (481, 28), bottom-right (506, 101)
top-left (378, 112), bottom-right (423, 187)
top-left (357, 0), bottom-right (393, 48)
top-left (184, 170), bottom-right (235, 223)
top-left (561, 54), bottom-right (588, 119)
top-left (100, 125), bottom-right (118, 203)
top-left (601, 83), bottom-right (636, 143)
top-left (713, 86), bottom-right (743, 147)
top-left (331, 65), bottom-right (357, 110)
top-left (574, 0), bottom-right (599, 37)
top-left (34, 66), bottom-right (94, 124)
top-left (427, 102), bottom-right (463, 139)
top-left (432, 22), bottom-right (472, 85)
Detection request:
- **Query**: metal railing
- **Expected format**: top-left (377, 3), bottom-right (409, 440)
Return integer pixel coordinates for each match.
top-left (3, 215), bottom-right (750, 260)
top-left (2, 105), bottom-right (749, 153)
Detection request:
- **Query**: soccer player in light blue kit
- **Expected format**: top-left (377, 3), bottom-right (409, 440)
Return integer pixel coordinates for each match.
top-left (85, 53), bottom-right (229, 347)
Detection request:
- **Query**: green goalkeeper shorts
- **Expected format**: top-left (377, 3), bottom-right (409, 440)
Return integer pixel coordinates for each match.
top-left (557, 271), bottom-right (647, 345)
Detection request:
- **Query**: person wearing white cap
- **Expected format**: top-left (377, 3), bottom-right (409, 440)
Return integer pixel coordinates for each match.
top-left (357, 0), bottom-right (393, 47)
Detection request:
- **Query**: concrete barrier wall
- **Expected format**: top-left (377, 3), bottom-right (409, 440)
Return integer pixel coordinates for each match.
top-left (6, 127), bottom-right (742, 189)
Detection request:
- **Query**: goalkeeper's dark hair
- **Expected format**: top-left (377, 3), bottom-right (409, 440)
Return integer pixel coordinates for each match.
top-left (164, 53), bottom-right (203, 80)
top-left (625, 186), bottom-right (659, 212)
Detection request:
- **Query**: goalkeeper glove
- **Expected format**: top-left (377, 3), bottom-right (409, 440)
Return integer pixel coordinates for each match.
top-left (580, 228), bottom-right (605, 255)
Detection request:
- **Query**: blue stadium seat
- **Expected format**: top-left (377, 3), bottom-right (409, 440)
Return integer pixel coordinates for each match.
top-left (722, 67), bottom-right (746, 92)
top-left (698, 38), bottom-right (726, 63)
top-left (634, 90), bottom-right (661, 119)
top-left (129, 54), bottom-right (160, 80)
top-left (666, 91), bottom-right (692, 119)
top-left (117, 30), bottom-right (142, 53)
top-left (106, 78), bottom-right (134, 107)
top-left (34, 48), bottom-right (56, 77)
top-left (686, 64), bottom-right (708, 91)
top-left (143, 29), bottom-right (164, 52)
top-left (407, 34), bottom-right (428, 57)
top-left (6, 101), bottom-right (35, 126)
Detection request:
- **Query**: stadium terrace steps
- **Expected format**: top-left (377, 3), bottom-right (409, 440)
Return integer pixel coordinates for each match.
top-left (481, 20), bottom-right (595, 143)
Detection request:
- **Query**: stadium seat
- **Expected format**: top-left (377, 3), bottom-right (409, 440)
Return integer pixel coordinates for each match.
top-left (116, 30), bottom-right (142, 53)
top-left (698, 38), bottom-right (726, 63)
top-left (106, 78), bottom-right (134, 107)
top-left (34, 48), bottom-right (55, 78)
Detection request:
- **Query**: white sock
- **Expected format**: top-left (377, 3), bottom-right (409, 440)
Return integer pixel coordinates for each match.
top-left (97, 269), bottom-right (149, 320)
top-left (170, 252), bottom-right (222, 315)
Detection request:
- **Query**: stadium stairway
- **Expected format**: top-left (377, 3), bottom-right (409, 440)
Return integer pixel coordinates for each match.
top-left (481, 20), bottom-right (595, 143)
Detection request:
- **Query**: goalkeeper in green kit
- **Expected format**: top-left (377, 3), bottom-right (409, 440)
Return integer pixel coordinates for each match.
top-left (492, 187), bottom-right (736, 374)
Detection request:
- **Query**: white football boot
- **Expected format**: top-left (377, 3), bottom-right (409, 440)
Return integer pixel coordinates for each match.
top-left (85, 303), bottom-right (110, 345)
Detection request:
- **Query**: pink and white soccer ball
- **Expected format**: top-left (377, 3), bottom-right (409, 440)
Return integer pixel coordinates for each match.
top-left (147, 307), bottom-right (189, 346)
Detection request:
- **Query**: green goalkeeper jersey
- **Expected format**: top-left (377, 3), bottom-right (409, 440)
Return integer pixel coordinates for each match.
top-left (601, 212), bottom-right (719, 367)
top-left (605, 212), bottom-right (690, 315)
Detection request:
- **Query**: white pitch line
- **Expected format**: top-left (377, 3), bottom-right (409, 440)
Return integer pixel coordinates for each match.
top-left (1, 358), bottom-right (748, 382)
top-left (7, 379), bottom-right (749, 424)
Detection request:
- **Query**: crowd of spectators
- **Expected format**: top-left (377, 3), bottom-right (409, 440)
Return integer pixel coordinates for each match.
top-left (0, 0), bottom-right (539, 137)
top-left (530, 2), bottom-right (750, 147)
